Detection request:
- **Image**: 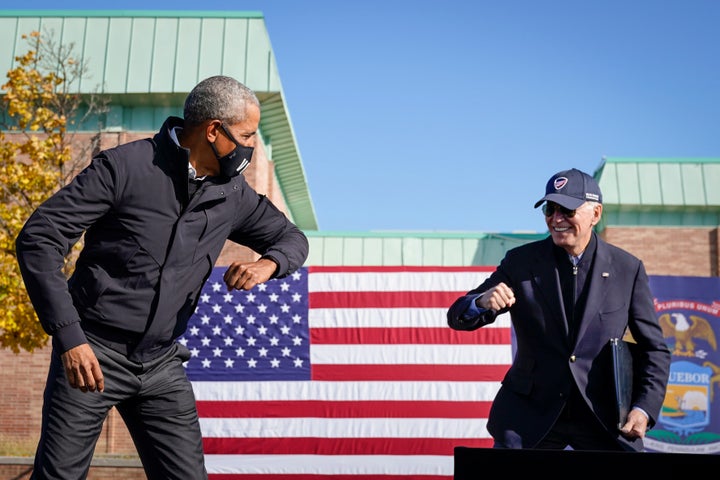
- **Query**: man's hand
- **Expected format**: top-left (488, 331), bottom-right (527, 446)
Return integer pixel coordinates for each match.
top-left (619, 408), bottom-right (649, 439)
top-left (223, 257), bottom-right (278, 291)
top-left (61, 343), bottom-right (104, 393)
top-left (478, 282), bottom-right (516, 311)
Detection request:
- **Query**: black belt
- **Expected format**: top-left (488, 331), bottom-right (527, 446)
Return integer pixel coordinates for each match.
top-left (82, 321), bottom-right (143, 356)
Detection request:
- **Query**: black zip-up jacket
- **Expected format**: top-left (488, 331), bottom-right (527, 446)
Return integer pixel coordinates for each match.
top-left (16, 116), bottom-right (309, 362)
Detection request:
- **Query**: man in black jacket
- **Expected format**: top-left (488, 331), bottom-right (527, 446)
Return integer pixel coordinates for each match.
top-left (16, 75), bottom-right (309, 479)
top-left (447, 168), bottom-right (670, 452)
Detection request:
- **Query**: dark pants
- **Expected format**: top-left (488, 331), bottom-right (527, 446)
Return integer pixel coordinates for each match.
top-left (492, 387), bottom-right (627, 451)
top-left (534, 388), bottom-right (626, 451)
top-left (32, 338), bottom-right (208, 480)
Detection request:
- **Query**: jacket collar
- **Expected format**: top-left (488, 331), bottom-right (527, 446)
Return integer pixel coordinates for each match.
top-left (154, 116), bottom-right (190, 178)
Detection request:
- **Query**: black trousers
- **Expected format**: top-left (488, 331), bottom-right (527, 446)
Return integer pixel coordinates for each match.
top-left (534, 388), bottom-right (626, 451)
top-left (32, 338), bottom-right (208, 480)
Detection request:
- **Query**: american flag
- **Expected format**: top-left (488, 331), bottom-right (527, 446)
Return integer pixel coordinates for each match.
top-left (180, 265), bottom-right (513, 479)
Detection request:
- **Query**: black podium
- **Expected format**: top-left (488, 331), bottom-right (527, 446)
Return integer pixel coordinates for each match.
top-left (454, 446), bottom-right (718, 478)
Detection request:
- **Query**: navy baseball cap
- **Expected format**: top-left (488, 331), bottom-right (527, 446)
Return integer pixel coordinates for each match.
top-left (533, 168), bottom-right (602, 210)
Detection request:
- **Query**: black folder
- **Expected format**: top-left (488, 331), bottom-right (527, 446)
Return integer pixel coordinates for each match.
top-left (610, 337), bottom-right (634, 429)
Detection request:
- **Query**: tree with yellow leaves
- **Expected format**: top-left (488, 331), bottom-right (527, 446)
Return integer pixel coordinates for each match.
top-left (0, 30), bottom-right (108, 353)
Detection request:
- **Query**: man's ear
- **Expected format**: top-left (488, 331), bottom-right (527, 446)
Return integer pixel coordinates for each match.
top-left (591, 204), bottom-right (603, 226)
top-left (205, 120), bottom-right (222, 142)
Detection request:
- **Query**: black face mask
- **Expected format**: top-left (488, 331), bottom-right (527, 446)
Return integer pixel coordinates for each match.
top-left (210, 123), bottom-right (254, 178)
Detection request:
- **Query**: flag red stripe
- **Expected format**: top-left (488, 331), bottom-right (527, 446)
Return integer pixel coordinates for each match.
top-left (311, 327), bottom-right (511, 345)
top-left (308, 265), bottom-right (495, 273)
top-left (203, 437), bottom-right (492, 455)
top-left (311, 364), bottom-right (509, 381)
top-left (196, 400), bottom-right (492, 418)
top-left (309, 291), bottom-right (466, 308)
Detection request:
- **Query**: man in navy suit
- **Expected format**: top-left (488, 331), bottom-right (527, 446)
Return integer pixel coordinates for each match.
top-left (447, 168), bottom-right (671, 451)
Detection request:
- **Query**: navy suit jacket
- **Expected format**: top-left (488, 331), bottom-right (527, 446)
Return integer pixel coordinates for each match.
top-left (447, 234), bottom-right (671, 451)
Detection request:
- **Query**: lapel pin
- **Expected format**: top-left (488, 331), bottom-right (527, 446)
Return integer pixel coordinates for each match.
top-left (602, 272), bottom-right (610, 277)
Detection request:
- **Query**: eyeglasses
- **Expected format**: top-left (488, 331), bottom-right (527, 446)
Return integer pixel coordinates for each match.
top-left (542, 202), bottom-right (577, 218)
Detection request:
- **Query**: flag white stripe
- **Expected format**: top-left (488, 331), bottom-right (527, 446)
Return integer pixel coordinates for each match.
top-left (192, 380), bottom-right (501, 402)
top-left (309, 271), bottom-right (490, 292)
top-left (310, 344), bottom-right (512, 365)
top-left (204, 454), bottom-right (453, 476)
top-left (309, 308), bottom-right (511, 328)
top-left (200, 417), bottom-right (490, 439)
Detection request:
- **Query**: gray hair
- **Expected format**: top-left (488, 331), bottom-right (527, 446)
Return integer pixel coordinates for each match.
top-left (183, 75), bottom-right (260, 126)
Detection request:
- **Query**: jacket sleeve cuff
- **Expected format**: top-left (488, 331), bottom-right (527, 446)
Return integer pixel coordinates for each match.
top-left (448, 294), bottom-right (498, 331)
top-left (261, 253), bottom-right (285, 278)
top-left (52, 322), bottom-right (88, 354)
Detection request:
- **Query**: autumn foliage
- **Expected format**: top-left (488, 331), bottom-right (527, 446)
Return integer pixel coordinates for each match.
top-left (0, 31), bottom-right (105, 352)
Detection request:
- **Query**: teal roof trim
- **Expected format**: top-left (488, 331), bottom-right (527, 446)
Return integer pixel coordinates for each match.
top-left (260, 92), bottom-right (319, 230)
top-left (601, 211), bottom-right (720, 227)
top-left (303, 230), bottom-right (545, 240)
top-left (599, 157), bottom-right (720, 164)
top-left (0, 10), bottom-right (264, 19)
top-left (303, 231), bottom-right (547, 266)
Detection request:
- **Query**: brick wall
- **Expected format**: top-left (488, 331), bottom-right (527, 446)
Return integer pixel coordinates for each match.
top-left (601, 226), bottom-right (720, 276)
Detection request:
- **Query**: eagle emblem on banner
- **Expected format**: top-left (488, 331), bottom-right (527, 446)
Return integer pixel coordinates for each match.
top-left (659, 313), bottom-right (717, 358)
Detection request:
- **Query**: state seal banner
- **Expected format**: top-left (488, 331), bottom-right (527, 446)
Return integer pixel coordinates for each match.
top-left (645, 275), bottom-right (720, 454)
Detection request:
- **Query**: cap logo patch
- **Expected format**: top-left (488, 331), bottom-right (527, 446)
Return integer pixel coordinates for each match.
top-left (553, 177), bottom-right (568, 191)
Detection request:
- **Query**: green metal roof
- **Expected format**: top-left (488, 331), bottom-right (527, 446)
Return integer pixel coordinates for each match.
top-left (0, 10), bottom-right (273, 93)
top-left (595, 157), bottom-right (720, 229)
top-left (0, 10), bottom-right (318, 230)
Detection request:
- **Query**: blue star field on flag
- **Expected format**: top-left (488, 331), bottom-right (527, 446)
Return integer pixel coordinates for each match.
top-left (180, 267), bottom-right (310, 381)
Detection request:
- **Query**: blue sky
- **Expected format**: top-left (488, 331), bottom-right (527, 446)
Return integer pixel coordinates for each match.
top-left (6, 1), bottom-right (720, 233)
